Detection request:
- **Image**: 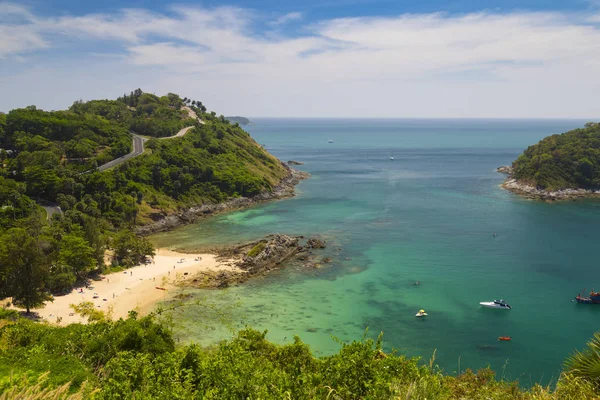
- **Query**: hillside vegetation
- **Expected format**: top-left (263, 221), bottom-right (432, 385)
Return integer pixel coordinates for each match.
top-left (512, 122), bottom-right (600, 190)
top-left (0, 309), bottom-right (597, 399)
top-left (0, 90), bottom-right (288, 310)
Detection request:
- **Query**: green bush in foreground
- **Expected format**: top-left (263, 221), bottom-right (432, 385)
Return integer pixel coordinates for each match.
top-left (0, 312), bottom-right (598, 399)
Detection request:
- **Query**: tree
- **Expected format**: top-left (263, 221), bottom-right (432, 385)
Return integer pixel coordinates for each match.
top-left (111, 229), bottom-right (155, 267)
top-left (59, 234), bottom-right (96, 280)
top-left (0, 227), bottom-right (51, 313)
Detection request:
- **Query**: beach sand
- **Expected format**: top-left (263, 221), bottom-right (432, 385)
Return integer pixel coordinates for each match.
top-left (22, 249), bottom-right (238, 325)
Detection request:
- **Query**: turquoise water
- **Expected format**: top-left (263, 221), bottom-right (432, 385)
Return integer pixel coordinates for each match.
top-left (151, 118), bottom-right (600, 386)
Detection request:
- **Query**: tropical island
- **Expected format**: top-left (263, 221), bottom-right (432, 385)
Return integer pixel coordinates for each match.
top-left (499, 122), bottom-right (600, 200)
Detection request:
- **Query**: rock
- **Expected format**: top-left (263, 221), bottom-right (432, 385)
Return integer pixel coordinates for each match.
top-left (497, 165), bottom-right (514, 174)
top-left (287, 160), bottom-right (304, 165)
top-left (322, 257), bottom-right (332, 263)
top-left (306, 237), bottom-right (326, 249)
top-left (501, 178), bottom-right (600, 201)
top-left (306, 327), bottom-right (318, 333)
top-left (241, 234), bottom-right (300, 274)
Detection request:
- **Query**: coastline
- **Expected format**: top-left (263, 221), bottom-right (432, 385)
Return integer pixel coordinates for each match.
top-left (136, 166), bottom-right (309, 235)
top-left (498, 166), bottom-right (600, 201)
top-left (20, 249), bottom-right (239, 326)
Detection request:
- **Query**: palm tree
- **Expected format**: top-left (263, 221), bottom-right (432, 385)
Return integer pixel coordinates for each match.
top-left (565, 332), bottom-right (600, 384)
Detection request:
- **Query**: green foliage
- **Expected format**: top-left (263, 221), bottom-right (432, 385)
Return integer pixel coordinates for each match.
top-left (565, 331), bottom-right (600, 388)
top-left (111, 229), bottom-right (155, 267)
top-left (512, 122), bottom-right (600, 189)
top-left (1, 311), bottom-right (598, 399)
top-left (0, 226), bottom-right (52, 313)
top-left (247, 241), bottom-right (266, 257)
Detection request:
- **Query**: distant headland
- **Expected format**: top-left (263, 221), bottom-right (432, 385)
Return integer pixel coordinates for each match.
top-left (499, 122), bottom-right (600, 201)
top-left (225, 116), bottom-right (251, 125)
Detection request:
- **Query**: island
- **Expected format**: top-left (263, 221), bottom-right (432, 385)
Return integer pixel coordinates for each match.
top-left (499, 122), bottom-right (600, 200)
top-left (225, 116), bottom-right (251, 125)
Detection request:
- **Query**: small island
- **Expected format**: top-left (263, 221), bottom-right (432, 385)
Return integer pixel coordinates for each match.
top-left (225, 116), bottom-right (251, 125)
top-left (499, 122), bottom-right (600, 201)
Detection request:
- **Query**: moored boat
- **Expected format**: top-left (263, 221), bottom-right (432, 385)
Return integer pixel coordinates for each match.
top-left (575, 291), bottom-right (600, 304)
top-left (415, 309), bottom-right (428, 317)
top-left (498, 336), bottom-right (512, 341)
top-left (479, 299), bottom-right (511, 309)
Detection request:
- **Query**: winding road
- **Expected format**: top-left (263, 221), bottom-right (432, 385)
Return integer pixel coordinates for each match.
top-left (98, 134), bottom-right (146, 172)
top-left (40, 203), bottom-right (63, 219)
top-left (96, 107), bottom-right (202, 172)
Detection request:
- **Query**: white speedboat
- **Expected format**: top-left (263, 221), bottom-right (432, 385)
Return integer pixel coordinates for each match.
top-left (479, 299), bottom-right (511, 310)
top-left (327, 139), bottom-right (334, 143)
top-left (415, 309), bottom-right (428, 317)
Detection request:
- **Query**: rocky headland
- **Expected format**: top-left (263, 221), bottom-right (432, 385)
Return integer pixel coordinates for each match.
top-left (181, 234), bottom-right (328, 289)
top-left (498, 166), bottom-right (600, 201)
top-left (136, 166), bottom-right (309, 235)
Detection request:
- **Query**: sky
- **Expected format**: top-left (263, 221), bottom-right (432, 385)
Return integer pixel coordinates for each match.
top-left (1, 0), bottom-right (600, 118)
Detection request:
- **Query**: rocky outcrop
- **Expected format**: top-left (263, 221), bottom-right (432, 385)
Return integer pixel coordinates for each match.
top-left (240, 234), bottom-right (300, 273)
top-left (183, 235), bottom-right (328, 289)
top-left (287, 160), bottom-right (304, 165)
top-left (498, 165), bottom-right (600, 201)
top-left (496, 165), bottom-right (513, 174)
top-left (136, 167), bottom-right (309, 235)
top-left (502, 179), bottom-right (600, 201)
top-left (306, 238), bottom-right (326, 249)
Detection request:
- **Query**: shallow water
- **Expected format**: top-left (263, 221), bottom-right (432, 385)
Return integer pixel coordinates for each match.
top-left (151, 118), bottom-right (600, 386)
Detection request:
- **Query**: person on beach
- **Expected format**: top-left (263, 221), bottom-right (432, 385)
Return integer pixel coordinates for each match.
top-left (130, 271), bottom-right (132, 276)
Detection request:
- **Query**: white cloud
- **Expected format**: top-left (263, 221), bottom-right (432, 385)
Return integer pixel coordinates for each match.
top-left (1, 3), bottom-right (600, 117)
top-left (270, 11), bottom-right (303, 26)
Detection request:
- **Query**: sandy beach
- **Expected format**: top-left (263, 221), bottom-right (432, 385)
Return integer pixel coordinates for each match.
top-left (24, 249), bottom-right (238, 325)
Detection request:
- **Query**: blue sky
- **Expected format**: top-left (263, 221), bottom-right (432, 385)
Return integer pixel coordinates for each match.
top-left (2, 0), bottom-right (600, 117)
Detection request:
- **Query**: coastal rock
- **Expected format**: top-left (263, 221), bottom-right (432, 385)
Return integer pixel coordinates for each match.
top-left (182, 234), bottom-right (330, 289)
top-left (241, 234), bottom-right (300, 273)
top-left (498, 166), bottom-right (600, 201)
top-left (287, 160), bottom-right (304, 165)
top-left (497, 165), bottom-right (514, 174)
top-left (135, 167), bottom-right (310, 235)
top-left (501, 179), bottom-right (600, 201)
top-left (306, 237), bottom-right (326, 249)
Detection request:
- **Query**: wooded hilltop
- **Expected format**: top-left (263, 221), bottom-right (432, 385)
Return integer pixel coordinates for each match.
top-left (508, 122), bottom-right (600, 191)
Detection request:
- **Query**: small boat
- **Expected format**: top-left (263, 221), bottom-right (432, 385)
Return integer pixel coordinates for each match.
top-left (479, 299), bottom-right (511, 310)
top-left (327, 139), bottom-right (334, 143)
top-left (498, 336), bottom-right (512, 341)
top-left (575, 290), bottom-right (600, 304)
top-left (415, 309), bottom-right (428, 317)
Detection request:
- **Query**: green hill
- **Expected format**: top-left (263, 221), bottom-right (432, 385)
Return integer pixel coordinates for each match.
top-left (0, 90), bottom-right (289, 299)
top-left (511, 122), bottom-right (600, 190)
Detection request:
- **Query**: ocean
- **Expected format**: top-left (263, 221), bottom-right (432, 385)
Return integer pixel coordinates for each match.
top-left (150, 118), bottom-right (600, 386)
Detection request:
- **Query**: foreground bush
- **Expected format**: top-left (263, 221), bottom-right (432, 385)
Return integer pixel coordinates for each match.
top-left (0, 312), bottom-right (598, 399)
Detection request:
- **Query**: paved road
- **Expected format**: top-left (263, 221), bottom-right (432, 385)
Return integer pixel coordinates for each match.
top-left (95, 107), bottom-right (203, 172)
top-left (40, 203), bottom-right (63, 219)
top-left (97, 134), bottom-right (146, 172)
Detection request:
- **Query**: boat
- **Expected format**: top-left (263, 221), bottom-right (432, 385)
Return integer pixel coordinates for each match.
top-left (479, 299), bottom-right (511, 310)
top-left (498, 336), bottom-right (512, 341)
top-left (327, 139), bottom-right (334, 143)
top-left (390, 153), bottom-right (394, 160)
top-left (415, 309), bottom-right (428, 317)
top-left (575, 290), bottom-right (600, 304)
